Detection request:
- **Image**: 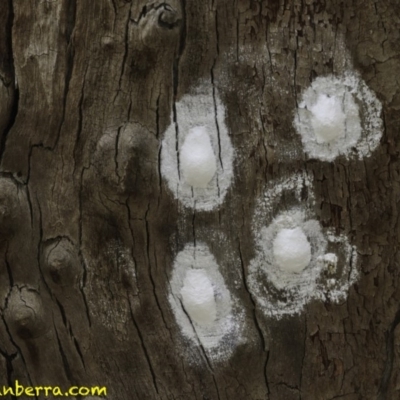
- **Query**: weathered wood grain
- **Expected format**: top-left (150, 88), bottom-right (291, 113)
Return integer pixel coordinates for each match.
top-left (0, 0), bottom-right (399, 399)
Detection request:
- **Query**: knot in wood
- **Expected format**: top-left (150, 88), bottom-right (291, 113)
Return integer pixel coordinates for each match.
top-left (43, 238), bottom-right (80, 287)
top-left (5, 288), bottom-right (48, 340)
top-left (158, 5), bottom-right (181, 29)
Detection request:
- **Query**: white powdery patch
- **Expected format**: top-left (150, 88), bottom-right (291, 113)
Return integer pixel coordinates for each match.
top-left (252, 210), bottom-right (327, 293)
top-left (259, 172), bottom-right (315, 217)
top-left (161, 86), bottom-right (234, 211)
top-left (294, 73), bottom-right (383, 161)
top-left (248, 173), bottom-right (358, 318)
top-left (168, 243), bottom-right (243, 360)
top-left (248, 209), bottom-right (358, 318)
top-left (317, 233), bottom-right (359, 304)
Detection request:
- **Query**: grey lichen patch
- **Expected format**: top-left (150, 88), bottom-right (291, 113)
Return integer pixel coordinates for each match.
top-left (42, 238), bottom-right (81, 288)
top-left (4, 287), bottom-right (48, 340)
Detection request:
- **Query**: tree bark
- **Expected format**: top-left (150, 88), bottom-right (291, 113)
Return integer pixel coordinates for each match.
top-left (0, 1), bottom-right (399, 399)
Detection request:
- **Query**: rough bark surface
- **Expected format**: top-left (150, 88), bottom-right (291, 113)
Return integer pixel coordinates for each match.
top-left (0, 0), bottom-right (399, 399)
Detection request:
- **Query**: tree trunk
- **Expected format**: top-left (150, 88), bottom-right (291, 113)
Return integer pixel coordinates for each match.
top-left (0, 1), bottom-right (399, 399)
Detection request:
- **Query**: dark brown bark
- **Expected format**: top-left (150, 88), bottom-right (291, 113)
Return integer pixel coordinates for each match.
top-left (0, 1), bottom-right (399, 399)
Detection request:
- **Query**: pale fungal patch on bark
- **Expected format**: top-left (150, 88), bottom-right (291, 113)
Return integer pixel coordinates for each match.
top-left (168, 243), bottom-right (243, 361)
top-left (248, 173), bottom-right (359, 318)
top-left (294, 73), bottom-right (383, 161)
top-left (161, 86), bottom-right (234, 211)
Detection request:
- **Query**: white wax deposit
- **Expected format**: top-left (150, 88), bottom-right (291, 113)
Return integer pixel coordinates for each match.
top-left (327, 279), bottom-right (337, 287)
top-left (180, 127), bottom-right (217, 188)
top-left (168, 243), bottom-right (243, 359)
top-left (272, 227), bottom-right (311, 273)
top-left (322, 253), bottom-right (338, 269)
top-left (160, 86), bottom-right (234, 211)
top-left (294, 73), bottom-right (382, 161)
top-left (249, 178), bottom-right (359, 318)
top-left (309, 94), bottom-right (346, 143)
top-left (180, 269), bottom-right (217, 326)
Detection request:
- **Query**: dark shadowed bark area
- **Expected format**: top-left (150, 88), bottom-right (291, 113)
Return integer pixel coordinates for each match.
top-left (0, 0), bottom-right (399, 399)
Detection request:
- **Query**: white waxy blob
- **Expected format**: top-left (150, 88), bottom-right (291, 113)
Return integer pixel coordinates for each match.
top-left (180, 127), bottom-right (217, 188)
top-left (320, 252), bottom-right (338, 273)
top-left (161, 87), bottom-right (234, 211)
top-left (168, 243), bottom-right (243, 360)
top-left (180, 269), bottom-right (217, 326)
top-left (294, 73), bottom-right (382, 161)
top-left (272, 227), bottom-right (312, 273)
top-left (249, 177), bottom-right (359, 318)
top-left (309, 94), bottom-right (346, 143)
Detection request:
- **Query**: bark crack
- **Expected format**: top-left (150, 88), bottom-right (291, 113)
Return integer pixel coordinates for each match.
top-left (144, 203), bottom-right (170, 335)
top-left (71, 335), bottom-right (85, 371)
top-left (54, 324), bottom-right (74, 386)
top-left (114, 125), bottom-right (122, 184)
top-left (114, 2), bottom-right (132, 102)
top-left (0, 349), bottom-right (17, 395)
top-left (1, 313), bottom-right (36, 398)
top-left (54, 0), bottom-right (77, 149)
top-left (152, 246), bottom-right (173, 338)
top-left (0, 0), bottom-right (19, 165)
top-left (191, 209), bottom-right (196, 246)
top-left (4, 241), bottom-right (14, 288)
top-left (124, 198), bottom-right (139, 282)
top-left (155, 92), bottom-right (161, 139)
top-left (172, 0), bottom-right (187, 181)
top-left (210, 68), bottom-right (223, 170)
top-left (238, 239), bottom-right (270, 395)
top-left (36, 197), bottom-right (56, 301)
top-left (299, 314), bottom-right (307, 398)
top-left (77, 165), bottom-right (91, 327)
top-left (178, 299), bottom-right (215, 374)
top-left (378, 307), bottom-right (400, 399)
top-left (293, 35), bottom-right (299, 109)
top-left (128, 298), bottom-right (160, 396)
top-left (210, 7), bottom-right (223, 172)
top-left (72, 65), bottom-right (89, 174)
